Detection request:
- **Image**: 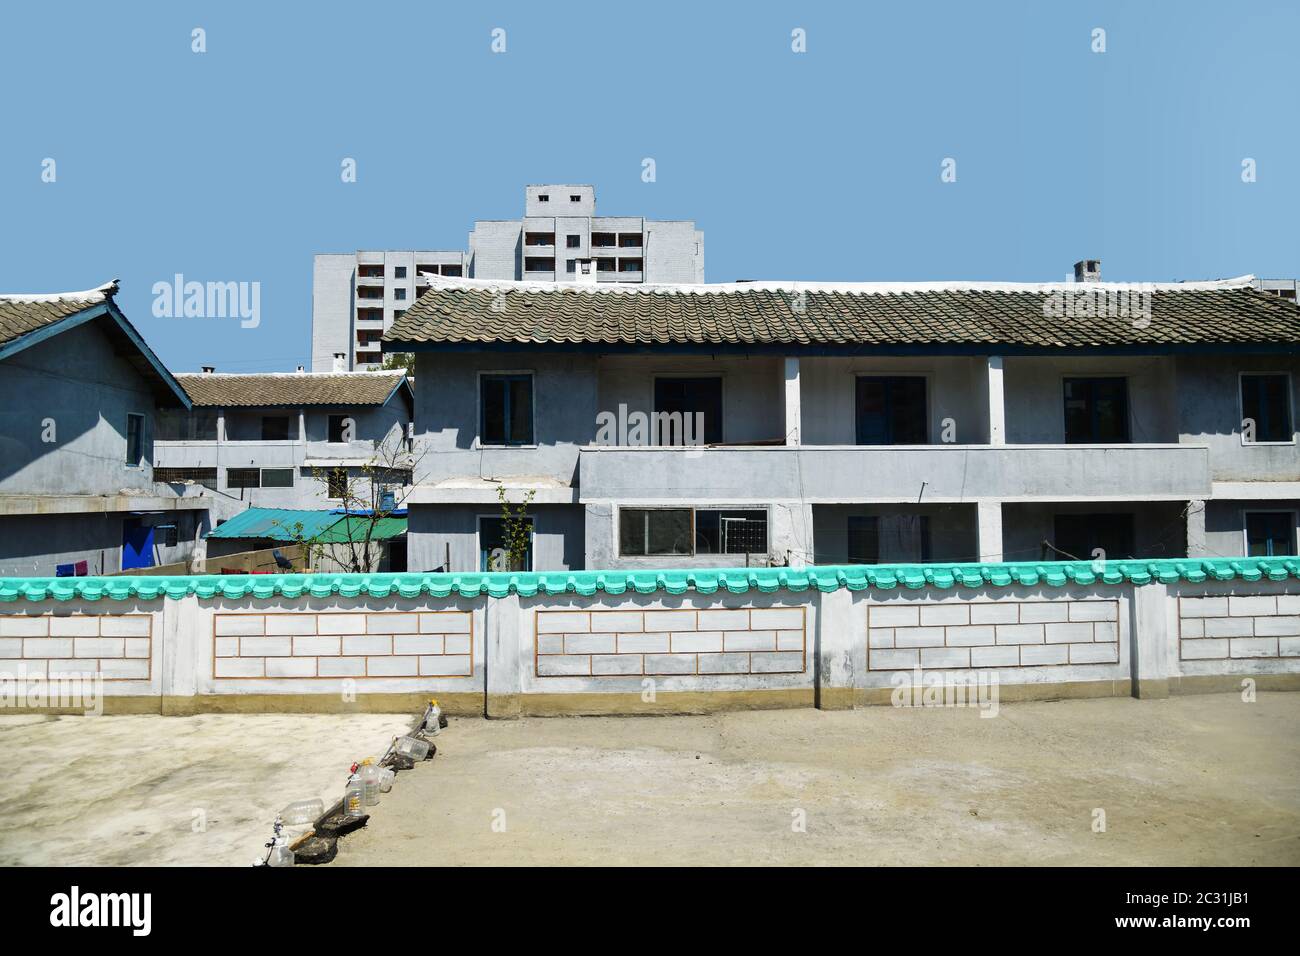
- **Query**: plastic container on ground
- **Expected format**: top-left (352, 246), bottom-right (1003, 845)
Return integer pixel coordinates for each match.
top-left (279, 798), bottom-right (325, 826)
top-left (394, 735), bottom-right (430, 760)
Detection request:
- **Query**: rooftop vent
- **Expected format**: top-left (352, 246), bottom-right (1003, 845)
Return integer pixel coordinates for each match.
top-left (201, 365), bottom-right (215, 373)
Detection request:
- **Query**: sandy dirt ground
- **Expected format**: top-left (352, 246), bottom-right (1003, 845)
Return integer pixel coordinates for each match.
top-left (0, 712), bottom-right (412, 866)
top-left (335, 693), bottom-right (1300, 866)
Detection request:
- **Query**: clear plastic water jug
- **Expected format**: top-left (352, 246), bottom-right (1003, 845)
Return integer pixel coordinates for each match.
top-left (279, 798), bottom-right (325, 827)
top-left (378, 767), bottom-right (395, 792)
top-left (343, 778), bottom-right (366, 818)
top-left (394, 735), bottom-right (430, 760)
top-left (358, 762), bottom-right (382, 806)
top-left (266, 844), bottom-right (295, 867)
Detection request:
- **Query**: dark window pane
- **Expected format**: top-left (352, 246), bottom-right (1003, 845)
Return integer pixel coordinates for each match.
top-left (1246, 512), bottom-right (1295, 557)
top-left (327, 468), bottom-right (348, 499)
top-left (481, 378), bottom-right (506, 445)
top-left (855, 377), bottom-right (927, 445)
top-left (328, 415), bottom-right (349, 443)
top-left (261, 468), bottom-right (294, 488)
top-left (1052, 513), bottom-right (1135, 560)
top-left (1063, 378), bottom-right (1129, 443)
top-left (509, 376), bottom-right (534, 444)
top-left (262, 416), bottom-right (290, 441)
top-left (653, 377), bottom-right (722, 444)
top-left (227, 468), bottom-right (260, 489)
top-left (481, 374), bottom-right (533, 446)
top-left (479, 516), bottom-right (533, 571)
top-left (619, 509), bottom-right (691, 556)
top-left (1241, 374), bottom-right (1293, 443)
top-left (696, 510), bottom-right (767, 554)
top-left (126, 414), bottom-right (144, 464)
top-left (847, 516), bottom-right (880, 564)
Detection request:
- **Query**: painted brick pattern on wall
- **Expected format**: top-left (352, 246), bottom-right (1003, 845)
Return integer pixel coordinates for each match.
top-left (1178, 594), bottom-right (1300, 661)
top-left (213, 611), bottom-right (473, 679)
top-left (867, 599), bottom-right (1120, 670)
top-left (0, 613), bottom-right (152, 680)
top-left (535, 607), bottom-right (806, 677)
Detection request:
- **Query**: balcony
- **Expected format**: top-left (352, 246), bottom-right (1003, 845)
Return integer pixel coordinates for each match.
top-left (578, 444), bottom-right (1213, 503)
top-left (154, 440), bottom-right (303, 471)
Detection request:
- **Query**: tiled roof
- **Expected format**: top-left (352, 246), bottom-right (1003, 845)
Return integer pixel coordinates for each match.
top-left (176, 371), bottom-right (409, 407)
top-left (0, 281), bottom-right (119, 348)
top-left (1, 558), bottom-right (1296, 602)
top-left (384, 275), bottom-right (1300, 350)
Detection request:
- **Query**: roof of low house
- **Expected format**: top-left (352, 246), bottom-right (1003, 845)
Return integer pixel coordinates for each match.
top-left (384, 274), bottom-right (1300, 352)
top-left (0, 280), bottom-right (190, 407)
top-left (176, 371), bottom-right (411, 408)
top-left (206, 507), bottom-right (406, 543)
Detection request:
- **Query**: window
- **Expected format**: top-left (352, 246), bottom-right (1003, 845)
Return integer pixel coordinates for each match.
top-left (1052, 513), bottom-right (1135, 560)
top-left (126, 414), bottom-right (145, 465)
top-left (537, 194), bottom-right (549, 202)
top-left (569, 194), bottom-right (581, 202)
top-left (620, 509), bottom-right (693, 556)
top-left (327, 468), bottom-right (348, 499)
top-left (156, 408), bottom-right (218, 441)
top-left (394, 309), bottom-right (406, 321)
top-left (525, 232), bottom-right (555, 247)
top-left (618, 258), bottom-right (643, 272)
top-left (591, 232), bottom-right (616, 247)
top-left (358, 287), bottom-right (383, 299)
top-left (565, 260), bottom-right (577, 274)
top-left (358, 308), bottom-right (383, 322)
top-left (1245, 512), bottom-right (1296, 557)
top-left (847, 516), bottom-right (880, 564)
top-left (479, 515), bottom-right (533, 571)
top-left (261, 468), bottom-right (294, 489)
top-left (358, 265), bottom-right (384, 278)
top-left (394, 288), bottom-right (406, 301)
top-left (1241, 373), bottom-right (1293, 443)
top-left (480, 373), bottom-right (534, 446)
top-left (695, 509), bottom-right (767, 554)
top-left (653, 376), bottom-right (722, 444)
top-left (154, 467), bottom-right (218, 489)
top-left (618, 233), bottom-right (643, 247)
top-left (619, 508), bottom-right (769, 557)
top-left (394, 266), bottom-right (407, 279)
top-left (261, 416), bottom-right (291, 440)
top-left (855, 376), bottom-right (927, 445)
top-left (566, 235), bottom-right (581, 248)
top-left (328, 414), bottom-right (351, 443)
top-left (1063, 377), bottom-right (1130, 443)
top-left (159, 524), bottom-right (179, 548)
top-left (227, 467), bottom-right (260, 489)
top-left (596, 258), bottom-right (616, 272)
top-left (524, 257), bottom-right (555, 273)
top-left (440, 264), bottom-right (462, 277)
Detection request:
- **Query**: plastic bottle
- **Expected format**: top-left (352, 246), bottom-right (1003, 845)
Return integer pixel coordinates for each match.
top-left (343, 778), bottom-right (366, 818)
top-left (279, 798), bottom-right (325, 827)
top-left (424, 698), bottom-right (443, 736)
top-left (394, 735), bottom-right (430, 759)
top-left (378, 767), bottom-right (395, 792)
top-left (266, 843), bottom-right (295, 867)
top-left (357, 760), bottom-right (382, 806)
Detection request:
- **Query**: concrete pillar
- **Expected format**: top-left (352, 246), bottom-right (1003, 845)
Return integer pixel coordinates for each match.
top-left (484, 592), bottom-right (522, 718)
top-left (986, 356), bottom-right (1005, 445)
top-left (772, 500), bottom-right (815, 567)
top-left (783, 356), bottom-right (801, 445)
top-left (815, 586), bottom-right (860, 710)
top-left (1186, 499), bottom-right (1208, 558)
top-left (977, 499), bottom-right (1004, 562)
top-left (1130, 581), bottom-right (1170, 698)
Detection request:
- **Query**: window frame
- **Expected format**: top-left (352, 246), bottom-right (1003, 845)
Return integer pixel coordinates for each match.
top-left (651, 373), bottom-right (725, 445)
top-left (125, 412), bottom-right (146, 467)
top-left (476, 513), bottom-right (535, 572)
top-left (852, 373), bottom-right (931, 445)
top-left (1061, 375), bottom-right (1132, 444)
top-left (260, 468), bottom-right (295, 489)
top-left (477, 371), bottom-right (536, 448)
top-left (616, 505), bottom-right (770, 558)
top-left (1243, 509), bottom-right (1298, 557)
top-left (1238, 371), bottom-right (1296, 446)
top-left (261, 415), bottom-right (292, 441)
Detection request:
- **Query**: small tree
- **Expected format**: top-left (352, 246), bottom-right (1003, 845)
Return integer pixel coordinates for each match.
top-left (492, 485), bottom-right (535, 572)
top-left (381, 352), bottom-right (415, 376)
top-left (278, 430), bottom-right (423, 573)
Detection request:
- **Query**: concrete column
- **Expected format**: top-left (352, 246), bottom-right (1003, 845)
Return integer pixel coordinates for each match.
top-left (977, 499), bottom-right (1004, 562)
top-left (1130, 581), bottom-right (1170, 698)
top-left (986, 356), bottom-right (1005, 445)
top-left (484, 592), bottom-right (522, 718)
top-left (815, 586), bottom-right (859, 710)
top-left (1186, 499), bottom-right (1208, 558)
top-left (783, 356), bottom-right (801, 445)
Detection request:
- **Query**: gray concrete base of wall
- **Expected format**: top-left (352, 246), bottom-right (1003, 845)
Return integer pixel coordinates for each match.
top-left (10, 676), bottom-right (1298, 716)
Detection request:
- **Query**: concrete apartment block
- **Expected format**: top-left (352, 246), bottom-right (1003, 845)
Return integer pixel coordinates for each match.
top-left (313, 185), bottom-right (704, 369)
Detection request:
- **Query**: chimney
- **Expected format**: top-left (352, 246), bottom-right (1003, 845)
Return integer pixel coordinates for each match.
top-left (296, 365), bottom-right (305, 373)
top-left (201, 365), bottom-right (215, 374)
top-left (1073, 259), bottom-right (1101, 283)
top-left (573, 258), bottom-right (598, 287)
top-left (332, 352), bottom-right (346, 373)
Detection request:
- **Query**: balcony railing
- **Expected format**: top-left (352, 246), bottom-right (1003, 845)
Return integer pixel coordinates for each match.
top-left (578, 444), bottom-right (1212, 503)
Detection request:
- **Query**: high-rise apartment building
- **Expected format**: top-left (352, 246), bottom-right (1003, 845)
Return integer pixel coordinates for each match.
top-left (311, 185), bottom-right (704, 371)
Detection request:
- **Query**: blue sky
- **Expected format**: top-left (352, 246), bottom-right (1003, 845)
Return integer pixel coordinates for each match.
top-left (1, 1), bottom-right (1296, 372)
